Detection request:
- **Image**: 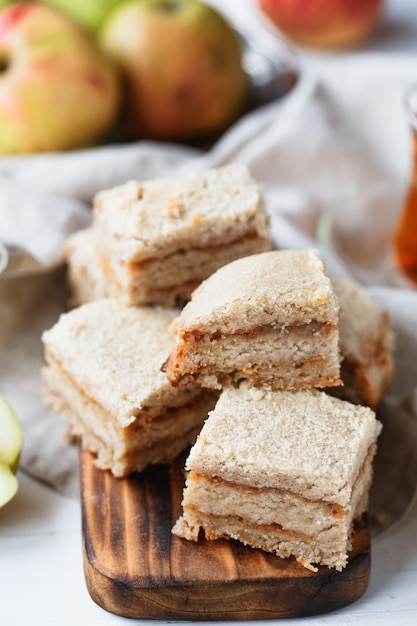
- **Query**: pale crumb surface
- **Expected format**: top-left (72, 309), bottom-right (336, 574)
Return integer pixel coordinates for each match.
top-left (64, 228), bottom-right (110, 305)
top-left (92, 163), bottom-right (270, 262)
top-left (42, 299), bottom-right (196, 427)
top-left (174, 249), bottom-right (339, 334)
top-left (186, 387), bottom-right (381, 506)
top-left (333, 277), bottom-right (394, 362)
top-left (331, 278), bottom-right (395, 408)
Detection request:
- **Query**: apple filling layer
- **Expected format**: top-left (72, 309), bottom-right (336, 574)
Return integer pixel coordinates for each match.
top-left (43, 358), bottom-right (217, 477)
top-left (101, 231), bottom-right (271, 307)
top-left (163, 322), bottom-right (342, 390)
top-left (173, 450), bottom-right (374, 571)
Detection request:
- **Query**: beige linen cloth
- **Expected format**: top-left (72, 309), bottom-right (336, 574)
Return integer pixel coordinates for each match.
top-left (1, 53), bottom-right (417, 541)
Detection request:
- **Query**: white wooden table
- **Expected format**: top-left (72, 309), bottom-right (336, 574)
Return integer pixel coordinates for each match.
top-left (2, 1), bottom-right (417, 624)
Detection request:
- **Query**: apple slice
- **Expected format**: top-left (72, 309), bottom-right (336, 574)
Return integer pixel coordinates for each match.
top-left (0, 395), bottom-right (22, 507)
top-left (0, 461), bottom-right (18, 508)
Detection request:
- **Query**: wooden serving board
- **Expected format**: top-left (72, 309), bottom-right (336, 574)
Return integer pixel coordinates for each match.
top-left (80, 448), bottom-right (371, 621)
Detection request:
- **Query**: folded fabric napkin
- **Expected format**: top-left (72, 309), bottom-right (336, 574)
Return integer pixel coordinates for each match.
top-left (1, 52), bottom-right (417, 541)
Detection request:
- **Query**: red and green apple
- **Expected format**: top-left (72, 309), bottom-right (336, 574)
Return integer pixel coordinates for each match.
top-left (0, 2), bottom-right (121, 155)
top-left (100, 0), bottom-right (248, 142)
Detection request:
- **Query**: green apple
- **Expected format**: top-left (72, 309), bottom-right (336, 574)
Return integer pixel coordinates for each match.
top-left (0, 395), bottom-right (22, 508)
top-left (42, 0), bottom-right (124, 31)
top-left (0, 2), bottom-right (121, 155)
top-left (100, 0), bottom-right (248, 142)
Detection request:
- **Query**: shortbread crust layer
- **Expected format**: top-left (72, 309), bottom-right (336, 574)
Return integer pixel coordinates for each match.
top-left (164, 321), bottom-right (341, 390)
top-left (99, 231), bottom-right (271, 307)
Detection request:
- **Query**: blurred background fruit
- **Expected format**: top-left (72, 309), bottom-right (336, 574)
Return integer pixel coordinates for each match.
top-left (258, 0), bottom-right (383, 50)
top-left (99, 0), bottom-right (248, 142)
top-left (0, 395), bottom-right (22, 508)
top-left (42, 0), bottom-right (124, 32)
top-left (0, 2), bottom-right (120, 155)
top-left (1, 0), bottom-right (282, 152)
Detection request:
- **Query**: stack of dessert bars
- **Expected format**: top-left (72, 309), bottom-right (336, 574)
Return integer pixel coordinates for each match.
top-left (42, 163), bottom-right (393, 572)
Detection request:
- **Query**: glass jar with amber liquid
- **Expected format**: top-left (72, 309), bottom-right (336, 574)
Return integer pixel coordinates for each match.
top-left (394, 84), bottom-right (417, 285)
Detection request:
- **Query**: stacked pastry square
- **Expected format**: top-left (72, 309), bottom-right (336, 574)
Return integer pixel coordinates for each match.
top-left (42, 163), bottom-right (393, 572)
top-left (42, 302), bottom-right (219, 477)
top-left (162, 249), bottom-right (343, 391)
top-left (64, 163), bottom-right (270, 307)
top-left (172, 387), bottom-right (380, 572)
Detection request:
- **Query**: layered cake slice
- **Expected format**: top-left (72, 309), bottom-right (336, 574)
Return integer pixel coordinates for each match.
top-left (42, 299), bottom-right (218, 477)
top-left (71, 163), bottom-right (270, 307)
top-left (64, 228), bottom-right (108, 306)
top-left (163, 249), bottom-right (342, 390)
top-left (173, 386), bottom-right (382, 571)
top-left (330, 278), bottom-right (395, 409)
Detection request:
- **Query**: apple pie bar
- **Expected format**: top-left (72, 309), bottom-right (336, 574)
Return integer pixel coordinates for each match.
top-left (64, 228), bottom-right (108, 306)
top-left (163, 248), bottom-right (342, 390)
top-left (42, 299), bottom-right (218, 477)
top-left (329, 278), bottom-right (395, 409)
top-left (66, 163), bottom-right (271, 307)
top-left (173, 386), bottom-right (382, 571)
